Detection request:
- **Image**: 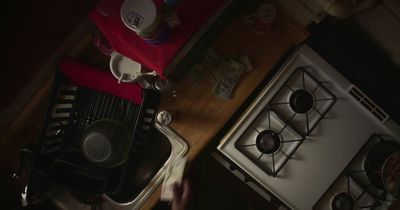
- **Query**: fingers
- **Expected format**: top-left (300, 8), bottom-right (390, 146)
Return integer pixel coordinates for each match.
top-left (172, 183), bottom-right (182, 202)
top-left (181, 178), bottom-right (192, 200)
top-left (171, 179), bottom-right (192, 210)
top-left (172, 179), bottom-right (192, 201)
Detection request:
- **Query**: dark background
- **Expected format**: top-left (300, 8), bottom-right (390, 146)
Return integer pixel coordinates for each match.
top-left (307, 18), bottom-right (400, 125)
top-left (1, 0), bottom-right (97, 111)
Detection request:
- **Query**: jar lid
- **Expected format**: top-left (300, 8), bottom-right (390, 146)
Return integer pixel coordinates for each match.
top-left (156, 111), bottom-right (172, 125)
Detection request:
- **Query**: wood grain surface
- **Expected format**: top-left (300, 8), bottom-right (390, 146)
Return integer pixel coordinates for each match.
top-left (141, 11), bottom-right (308, 210)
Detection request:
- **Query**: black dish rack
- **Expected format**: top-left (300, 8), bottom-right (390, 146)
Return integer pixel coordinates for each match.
top-left (28, 72), bottom-right (161, 197)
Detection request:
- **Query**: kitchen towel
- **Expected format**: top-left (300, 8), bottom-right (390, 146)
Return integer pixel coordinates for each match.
top-left (89, 0), bottom-right (226, 76)
top-left (59, 57), bottom-right (143, 104)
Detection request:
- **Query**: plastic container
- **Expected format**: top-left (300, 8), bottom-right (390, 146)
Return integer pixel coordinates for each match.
top-left (120, 0), bottom-right (169, 44)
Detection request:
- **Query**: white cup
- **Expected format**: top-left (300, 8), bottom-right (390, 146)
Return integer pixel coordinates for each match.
top-left (120, 0), bottom-right (166, 41)
top-left (109, 51), bottom-right (142, 83)
top-left (243, 3), bottom-right (277, 34)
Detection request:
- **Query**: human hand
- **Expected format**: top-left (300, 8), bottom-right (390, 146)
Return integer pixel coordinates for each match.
top-left (171, 178), bottom-right (192, 210)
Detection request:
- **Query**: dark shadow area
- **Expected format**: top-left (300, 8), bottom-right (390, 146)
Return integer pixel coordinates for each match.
top-left (307, 17), bottom-right (400, 124)
top-left (153, 153), bottom-right (277, 210)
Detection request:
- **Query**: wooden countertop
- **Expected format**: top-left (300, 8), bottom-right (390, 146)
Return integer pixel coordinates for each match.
top-left (141, 10), bottom-right (308, 210)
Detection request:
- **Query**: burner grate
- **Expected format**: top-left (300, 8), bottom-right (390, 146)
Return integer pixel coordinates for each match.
top-left (314, 175), bottom-right (380, 210)
top-left (315, 134), bottom-right (396, 210)
top-left (234, 67), bottom-right (337, 177)
top-left (269, 67), bottom-right (337, 136)
top-left (345, 134), bottom-right (393, 204)
top-left (235, 108), bottom-right (303, 177)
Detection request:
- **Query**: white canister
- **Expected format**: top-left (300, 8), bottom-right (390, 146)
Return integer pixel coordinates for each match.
top-left (121, 0), bottom-right (161, 39)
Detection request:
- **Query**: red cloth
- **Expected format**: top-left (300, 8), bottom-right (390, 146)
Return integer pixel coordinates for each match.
top-left (59, 58), bottom-right (143, 104)
top-left (89, 0), bottom-right (226, 76)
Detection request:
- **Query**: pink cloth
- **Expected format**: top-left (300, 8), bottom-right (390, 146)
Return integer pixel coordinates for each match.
top-left (89, 0), bottom-right (226, 76)
top-left (59, 58), bottom-right (142, 104)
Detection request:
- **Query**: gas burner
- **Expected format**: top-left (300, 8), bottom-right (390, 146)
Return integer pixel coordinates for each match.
top-left (345, 134), bottom-right (398, 206)
top-left (314, 175), bottom-right (378, 210)
top-left (315, 134), bottom-right (399, 210)
top-left (331, 193), bottom-right (355, 210)
top-left (269, 67), bottom-right (336, 135)
top-left (235, 109), bottom-right (303, 176)
top-left (289, 89), bottom-right (314, 114)
top-left (256, 130), bottom-right (281, 154)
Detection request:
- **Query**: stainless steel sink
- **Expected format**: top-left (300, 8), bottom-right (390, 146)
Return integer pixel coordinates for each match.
top-left (103, 122), bottom-right (189, 210)
top-left (22, 122), bottom-right (189, 210)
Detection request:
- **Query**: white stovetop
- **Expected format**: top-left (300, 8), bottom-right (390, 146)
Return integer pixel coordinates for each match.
top-left (217, 45), bottom-right (400, 210)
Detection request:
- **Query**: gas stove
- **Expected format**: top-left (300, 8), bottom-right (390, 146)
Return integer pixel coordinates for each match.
top-left (216, 45), bottom-right (400, 210)
top-left (234, 67), bottom-right (337, 177)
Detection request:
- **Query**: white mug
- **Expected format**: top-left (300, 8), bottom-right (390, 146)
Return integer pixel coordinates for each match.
top-left (109, 51), bottom-right (142, 84)
top-left (109, 51), bottom-right (157, 87)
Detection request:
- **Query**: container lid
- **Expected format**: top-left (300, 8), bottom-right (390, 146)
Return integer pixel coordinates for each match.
top-left (121, 0), bottom-right (157, 32)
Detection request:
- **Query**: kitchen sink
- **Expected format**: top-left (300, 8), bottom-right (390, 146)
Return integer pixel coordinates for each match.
top-left (22, 121), bottom-right (189, 210)
top-left (103, 122), bottom-right (189, 209)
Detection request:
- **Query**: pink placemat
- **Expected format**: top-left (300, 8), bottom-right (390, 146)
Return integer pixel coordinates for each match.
top-left (90, 0), bottom-right (226, 76)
